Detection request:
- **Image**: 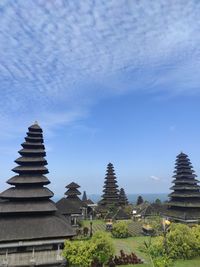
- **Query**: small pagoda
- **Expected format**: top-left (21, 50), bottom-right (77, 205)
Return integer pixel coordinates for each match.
top-left (119, 188), bottom-right (129, 206)
top-left (99, 163), bottom-right (120, 207)
top-left (166, 152), bottom-right (200, 223)
top-left (0, 123), bottom-right (75, 263)
top-left (56, 182), bottom-right (83, 225)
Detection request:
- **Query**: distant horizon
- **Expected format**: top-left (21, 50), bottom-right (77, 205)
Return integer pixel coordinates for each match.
top-left (53, 192), bottom-right (169, 204)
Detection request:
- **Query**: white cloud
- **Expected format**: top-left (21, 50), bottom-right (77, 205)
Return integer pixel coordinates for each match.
top-left (0, 0), bottom-right (200, 131)
top-left (150, 175), bottom-right (161, 181)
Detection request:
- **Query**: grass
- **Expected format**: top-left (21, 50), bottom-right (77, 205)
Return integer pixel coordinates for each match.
top-left (81, 220), bottom-right (200, 267)
top-left (112, 236), bottom-right (200, 267)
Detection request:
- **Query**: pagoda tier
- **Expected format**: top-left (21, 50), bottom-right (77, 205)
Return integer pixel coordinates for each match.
top-left (65, 181), bottom-right (81, 199)
top-left (0, 123), bottom-right (75, 243)
top-left (166, 152), bottom-right (200, 222)
top-left (119, 188), bottom-right (129, 206)
top-left (100, 163), bottom-right (120, 206)
top-left (56, 181), bottom-right (83, 216)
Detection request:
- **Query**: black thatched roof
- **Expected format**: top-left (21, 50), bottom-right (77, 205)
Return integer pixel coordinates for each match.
top-left (85, 199), bottom-right (94, 205)
top-left (0, 200), bottom-right (57, 213)
top-left (99, 163), bottom-right (120, 207)
top-left (0, 122), bottom-right (75, 242)
top-left (119, 188), bottom-right (129, 206)
top-left (0, 214), bottom-right (75, 242)
top-left (65, 188), bottom-right (81, 196)
top-left (7, 175), bottom-right (50, 185)
top-left (105, 208), bottom-right (130, 220)
top-left (66, 182), bottom-right (80, 189)
top-left (56, 198), bottom-right (82, 215)
top-left (166, 152), bottom-right (200, 221)
top-left (1, 187), bottom-right (53, 199)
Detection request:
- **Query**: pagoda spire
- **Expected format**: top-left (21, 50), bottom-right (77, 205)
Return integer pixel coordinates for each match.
top-left (100, 163), bottom-right (119, 206)
top-left (119, 188), bottom-right (129, 206)
top-left (166, 152), bottom-right (200, 222)
top-left (82, 191), bottom-right (87, 202)
top-left (65, 182), bottom-right (81, 201)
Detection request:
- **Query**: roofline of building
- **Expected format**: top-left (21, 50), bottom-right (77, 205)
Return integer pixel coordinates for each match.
top-left (0, 238), bottom-right (67, 249)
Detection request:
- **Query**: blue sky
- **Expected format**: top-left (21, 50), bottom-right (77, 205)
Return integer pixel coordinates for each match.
top-left (0, 0), bottom-right (200, 197)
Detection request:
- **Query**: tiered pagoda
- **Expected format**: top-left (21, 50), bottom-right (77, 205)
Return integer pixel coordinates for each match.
top-left (56, 182), bottom-right (83, 225)
top-left (166, 152), bottom-right (200, 223)
top-left (99, 163), bottom-right (120, 207)
top-left (0, 123), bottom-right (75, 263)
top-left (119, 188), bottom-right (129, 206)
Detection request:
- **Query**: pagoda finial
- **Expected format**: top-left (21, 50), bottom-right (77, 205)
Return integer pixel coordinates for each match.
top-left (34, 121), bottom-right (38, 125)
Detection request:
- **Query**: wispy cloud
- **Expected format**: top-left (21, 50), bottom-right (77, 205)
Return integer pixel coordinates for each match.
top-left (150, 175), bottom-right (161, 182)
top-left (0, 0), bottom-right (200, 131)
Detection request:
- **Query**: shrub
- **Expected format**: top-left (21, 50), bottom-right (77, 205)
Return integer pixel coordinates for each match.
top-left (91, 231), bottom-right (115, 265)
top-left (63, 231), bottom-right (114, 267)
top-left (112, 221), bottom-right (129, 238)
top-left (166, 223), bottom-right (198, 259)
top-left (63, 240), bottom-right (94, 267)
top-left (143, 223), bottom-right (200, 263)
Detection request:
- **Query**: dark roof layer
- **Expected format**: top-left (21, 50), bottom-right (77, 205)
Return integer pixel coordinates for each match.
top-left (56, 198), bottom-right (83, 215)
top-left (0, 200), bottom-right (57, 213)
top-left (167, 152), bottom-right (200, 219)
top-left (0, 214), bottom-right (75, 242)
top-left (0, 187), bottom-right (53, 199)
top-left (164, 208), bottom-right (200, 221)
top-left (65, 188), bottom-right (81, 196)
top-left (168, 201), bottom-right (200, 208)
top-left (7, 175), bottom-right (50, 185)
top-left (66, 182), bottom-right (80, 189)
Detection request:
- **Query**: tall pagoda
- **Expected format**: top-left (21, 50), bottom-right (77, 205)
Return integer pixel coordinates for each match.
top-left (56, 182), bottom-right (83, 225)
top-left (166, 152), bottom-right (200, 223)
top-left (119, 188), bottom-right (129, 206)
top-left (0, 123), bottom-right (75, 261)
top-left (100, 163), bottom-right (120, 207)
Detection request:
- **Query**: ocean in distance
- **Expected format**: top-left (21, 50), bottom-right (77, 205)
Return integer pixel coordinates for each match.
top-left (53, 193), bottom-right (168, 204)
top-left (88, 193), bottom-right (168, 203)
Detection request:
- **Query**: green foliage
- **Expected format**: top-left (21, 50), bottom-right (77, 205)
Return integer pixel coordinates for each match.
top-left (191, 225), bottom-right (200, 253)
top-left (63, 231), bottom-right (114, 267)
top-left (91, 231), bottom-right (115, 264)
top-left (154, 199), bottom-right (162, 205)
top-left (153, 256), bottom-right (174, 267)
top-left (141, 223), bottom-right (200, 266)
top-left (166, 224), bottom-right (198, 259)
top-left (147, 217), bottom-right (163, 236)
top-left (62, 240), bottom-right (94, 267)
top-left (112, 221), bottom-right (129, 238)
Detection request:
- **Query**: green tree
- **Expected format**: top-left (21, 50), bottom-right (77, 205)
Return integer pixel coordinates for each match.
top-left (144, 223), bottom-right (200, 263)
top-left (166, 223), bottom-right (198, 259)
top-left (62, 231), bottom-right (114, 267)
top-left (136, 195), bottom-right (144, 205)
top-left (112, 221), bottom-right (129, 238)
top-left (154, 198), bottom-right (161, 205)
top-left (62, 240), bottom-right (94, 267)
top-left (91, 231), bottom-right (115, 266)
